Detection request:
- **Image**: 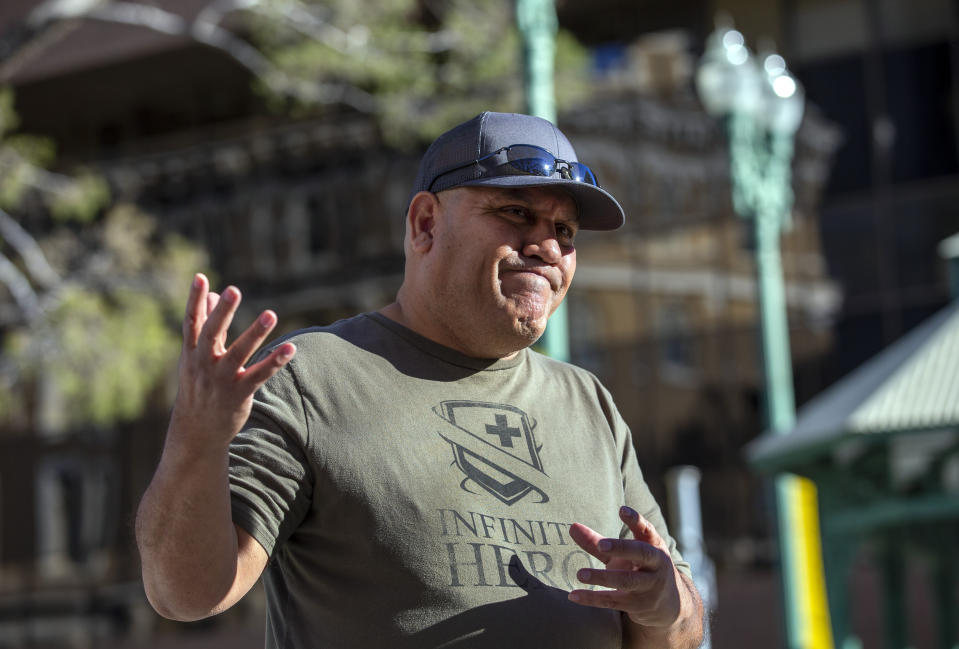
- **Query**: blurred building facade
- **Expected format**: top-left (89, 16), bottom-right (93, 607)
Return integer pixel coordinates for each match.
top-left (0, 0), bottom-right (956, 648)
top-left (563, 0), bottom-right (959, 645)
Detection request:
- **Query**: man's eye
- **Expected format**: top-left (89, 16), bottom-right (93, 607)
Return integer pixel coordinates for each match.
top-left (501, 207), bottom-right (528, 220)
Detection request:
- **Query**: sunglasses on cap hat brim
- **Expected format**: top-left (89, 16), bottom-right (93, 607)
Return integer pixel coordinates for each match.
top-left (426, 144), bottom-right (600, 193)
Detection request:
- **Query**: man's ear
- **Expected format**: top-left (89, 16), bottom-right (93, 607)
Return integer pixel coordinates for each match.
top-left (407, 191), bottom-right (439, 254)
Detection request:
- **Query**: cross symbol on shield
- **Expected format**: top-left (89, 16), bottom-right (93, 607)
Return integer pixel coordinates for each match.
top-left (486, 413), bottom-right (522, 447)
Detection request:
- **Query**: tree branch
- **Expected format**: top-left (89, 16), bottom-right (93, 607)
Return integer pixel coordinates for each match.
top-left (0, 207), bottom-right (60, 289)
top-left (80, 1), bottom-right (376, 111)
top-left (0, 149), bottom-right (74, 195)
top-left (248, 0), bottom-right (458, 54)
top-left (0, 249), bottom-right (42, 323)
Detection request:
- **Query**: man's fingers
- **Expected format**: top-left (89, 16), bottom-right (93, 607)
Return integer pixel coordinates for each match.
top-left (569, 506), bottom-right (685, 628)
top-left (180, 275), bottom-right (291, 386)
top-left (206, 291), bottom-right (221, 316)
top-left (588, 537), bottom-right (665, 571)
top-left (223, 310), bottom-right (279, 370)
top-left (576, 566), bottom-right (657, 593)
top-left (569, 522), bottom-right (612, 565)
top-left (243, 343), bottom-right (296, 390)
top-left (570, 509), bottom-right (667, 568)
top-left (183, 274), bottom-right (209, 348)
top-left (621, 506), bottom-right (669, 553)
top-left (199, 285), bottom-right (241, 353)
top-left (567, 586), bottom-right (635, 611)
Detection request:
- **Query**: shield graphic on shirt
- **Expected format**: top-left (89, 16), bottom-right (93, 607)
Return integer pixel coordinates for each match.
top-left (433, 400), bottom-right (548, 506)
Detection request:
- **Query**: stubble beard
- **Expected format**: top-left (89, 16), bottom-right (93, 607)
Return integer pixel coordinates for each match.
top-left (429, 266), bottom-right (563, 359)
top-left (496, 282), bottom-right (560, 349)
top-left (508, 296), bottom-right (549, 340)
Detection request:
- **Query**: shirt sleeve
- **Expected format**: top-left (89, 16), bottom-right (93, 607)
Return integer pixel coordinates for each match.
top-left (599, 382), bottom-right (692, 579)
top-left (229, 356), bottom-right (314, 559)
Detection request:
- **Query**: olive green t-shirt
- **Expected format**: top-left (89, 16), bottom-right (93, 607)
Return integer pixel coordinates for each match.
top-left (229, 313), bottom-right (687, 649)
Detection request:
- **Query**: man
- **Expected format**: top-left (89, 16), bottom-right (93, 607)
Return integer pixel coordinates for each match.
top-left (136, 112), bottom-right (704, 648)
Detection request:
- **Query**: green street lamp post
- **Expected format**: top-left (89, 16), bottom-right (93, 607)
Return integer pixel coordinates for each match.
top-left (516, 0), bottom-right (558, 125)
top-left (696, 26), bottom-right (833, 649)
top-left (516, 0), bottom-right (570, 362)
top-left (697, 27), bottom-right (804, 435)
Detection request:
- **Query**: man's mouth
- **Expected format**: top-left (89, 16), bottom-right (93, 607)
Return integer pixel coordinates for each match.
top-left (499, 265), bottom-right (561, 291)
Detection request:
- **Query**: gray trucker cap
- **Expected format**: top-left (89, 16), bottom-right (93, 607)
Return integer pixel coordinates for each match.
top-left (409, 112), bottom-right (625, 230)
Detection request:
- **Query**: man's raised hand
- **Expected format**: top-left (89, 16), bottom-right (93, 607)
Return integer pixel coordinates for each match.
top-left (170, 273), bottom-right (295, 450)
top-left (135, 272), bottom-right (286, 620)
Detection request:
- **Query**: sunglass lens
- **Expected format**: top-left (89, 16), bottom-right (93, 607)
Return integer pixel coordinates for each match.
top-left (569, 163), bottom-right (598, 186)
top-left (507, 157), bottom-right (555, 177)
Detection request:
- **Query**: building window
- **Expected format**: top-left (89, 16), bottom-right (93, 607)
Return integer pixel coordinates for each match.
top-left (35, 457), bottom-right (112, 579)
top-left (657, 302), bottom-right (697, 384)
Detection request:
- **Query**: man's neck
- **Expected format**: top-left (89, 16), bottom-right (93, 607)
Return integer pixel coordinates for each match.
top-left (378, 300), bottom-right (520, 361)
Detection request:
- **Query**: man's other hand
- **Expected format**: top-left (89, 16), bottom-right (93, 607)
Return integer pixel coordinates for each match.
top-left (568, 506), bottom-right (704, 648)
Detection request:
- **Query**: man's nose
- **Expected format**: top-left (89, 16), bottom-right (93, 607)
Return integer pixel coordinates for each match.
top-left (522, 228), bottom-right (562, 264)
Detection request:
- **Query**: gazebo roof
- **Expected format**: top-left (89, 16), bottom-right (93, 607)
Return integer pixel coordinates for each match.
top-left (747, 299), bottom-right (959, 472)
